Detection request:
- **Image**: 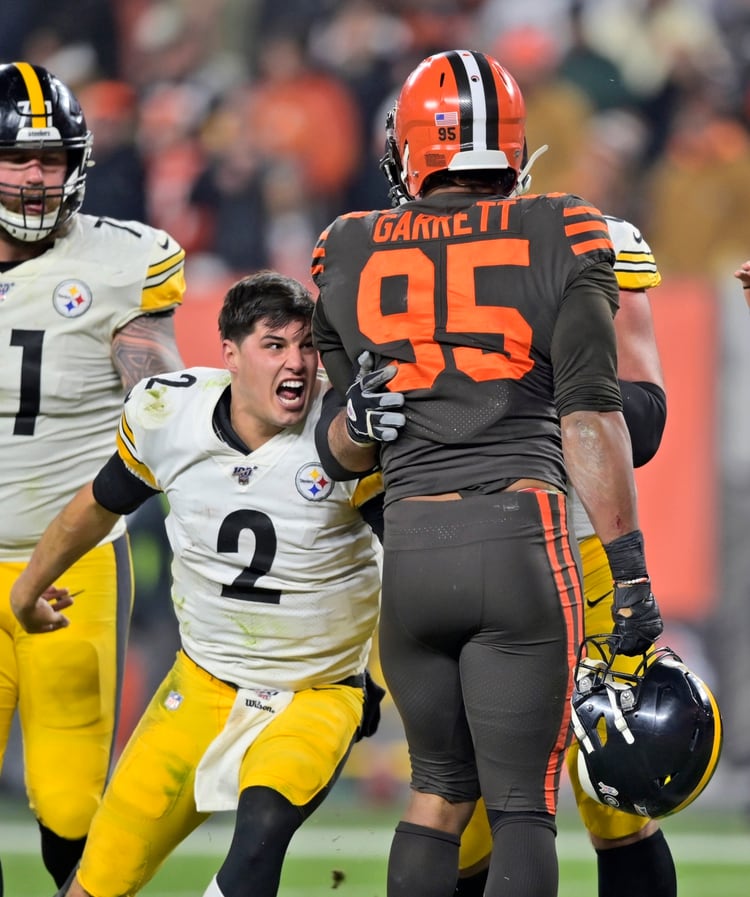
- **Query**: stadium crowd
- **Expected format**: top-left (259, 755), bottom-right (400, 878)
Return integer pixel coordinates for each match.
top-left (1, 0), bottom-right (750, 286)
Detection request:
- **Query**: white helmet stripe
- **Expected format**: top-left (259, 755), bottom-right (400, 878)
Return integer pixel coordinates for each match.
top-left (457, 52), bottom-right (488, 150)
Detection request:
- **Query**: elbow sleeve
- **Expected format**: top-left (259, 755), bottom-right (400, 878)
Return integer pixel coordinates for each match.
top-left (92, 453), bottom-right (160, 514)
top-left (618, 380), bottom-right (667, 467)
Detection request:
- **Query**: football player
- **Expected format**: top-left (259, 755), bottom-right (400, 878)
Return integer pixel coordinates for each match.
top-left (10, 272), bottom-right (383, 897)
top-left (323, 215), bottom-right (671, 897)
top-left (0, 62), bottom-right (185, 894)
top-left (312, 49), bottom-right (662, 897)
top-left (313, 47), bottom-right (671, 894)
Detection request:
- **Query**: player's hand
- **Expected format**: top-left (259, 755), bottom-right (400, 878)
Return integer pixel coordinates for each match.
top-left (733, 259), bottom-right (750, 287)
top-left (355, 669), bottom-right (387, 741)
top-left (609, 578), bottom-right (663, 656)
top-left (345, 351), bottom-right (405, 445)
top-left (734, 260), bottom-right (750, 309)
top-left (10, 586), bottom-right (74, 634)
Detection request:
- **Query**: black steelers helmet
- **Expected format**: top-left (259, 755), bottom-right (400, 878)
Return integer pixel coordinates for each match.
top-left (0, 61), bottom-right (93, 241)
top-left (570, 636), bottom-right (723, 819)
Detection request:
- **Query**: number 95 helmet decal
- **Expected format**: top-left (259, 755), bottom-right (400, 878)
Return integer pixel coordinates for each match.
top-left (380, 49), bottom-right (526, 204)
top-left (570, 636), bottom-right (723, 819)
top-left (0, 62), bottom-right (93, 242)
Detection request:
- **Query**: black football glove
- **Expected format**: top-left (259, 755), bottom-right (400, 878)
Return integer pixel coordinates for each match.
top-left (610, 578), bottom-right (663, 656)
top-left (345, 351), bottom-right (405, 445)
top-left (355, 669), bottom-right (387, 741)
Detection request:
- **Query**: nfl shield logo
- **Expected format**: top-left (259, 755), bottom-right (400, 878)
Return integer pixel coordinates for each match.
top-left (164, 690), bottom-right (183, 711)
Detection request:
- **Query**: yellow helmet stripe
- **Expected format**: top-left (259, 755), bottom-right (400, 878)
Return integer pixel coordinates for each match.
top-left (666, 683), bottom-right (723, 816)
top-left (13, 62), bottom-right (47, 127)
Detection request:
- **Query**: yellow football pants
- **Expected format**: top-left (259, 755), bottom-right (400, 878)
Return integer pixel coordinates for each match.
top-left (77, 650), bottom-right (364, 897)
top-left (0, 537), bottom-right (132, 838)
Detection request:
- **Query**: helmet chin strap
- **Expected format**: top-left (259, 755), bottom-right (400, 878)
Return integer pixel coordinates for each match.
top-left (571, 683), bottom-right (636, 755)
top-left (511, 143), bottom-right (549, 197)
top-left (606, 684), bottom-right (636, 745)
top-left (570, 704), bottom-right (595, 755)
top-left (379, 108), bottom-right (411, 208)
top-left (572, 654), bottom-right (637, 753)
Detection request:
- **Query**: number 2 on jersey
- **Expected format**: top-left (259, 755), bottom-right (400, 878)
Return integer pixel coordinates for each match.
top-left (356, 240), bottom-right (534, 391)
top-left (218, 509), bottom-right (282, 604)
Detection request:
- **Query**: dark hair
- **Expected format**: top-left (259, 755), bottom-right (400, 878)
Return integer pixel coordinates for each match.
top-left (218, 271), bottom-right (314, 343)
top-left (421, 168), bottom-right (518, 197)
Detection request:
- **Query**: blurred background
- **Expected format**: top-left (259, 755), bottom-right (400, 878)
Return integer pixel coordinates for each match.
top-left (1, 0), bottom-right (750, 819)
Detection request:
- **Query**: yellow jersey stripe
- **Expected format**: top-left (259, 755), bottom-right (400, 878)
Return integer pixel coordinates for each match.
top-left (146, 247), bottom-right (186, 281)
top-left (351, 471), bottom-right (384, 509)
top-left (141, 268), bottom-right (186, 312)
top-left (116, 428), bottom-right (158, 490)
top-left (616, 269), bottom-right (662, 291)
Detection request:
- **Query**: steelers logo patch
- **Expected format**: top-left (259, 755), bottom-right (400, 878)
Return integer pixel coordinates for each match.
top-left (295, 462), bottom-right (334, 501)
top-left (52, 280), bottom-right (93, 318)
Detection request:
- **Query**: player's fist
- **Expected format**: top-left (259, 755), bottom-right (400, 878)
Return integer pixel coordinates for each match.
top-left (11, 585), bottom-right (73, 633)
top-left (345, 351), bottom-right (405, 445)
top-left (610, 578), bottom-right (663, 656)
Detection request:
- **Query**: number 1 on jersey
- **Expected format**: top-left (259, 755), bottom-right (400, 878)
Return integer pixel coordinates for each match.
top-left (10, 328), bottom-right (44, 436)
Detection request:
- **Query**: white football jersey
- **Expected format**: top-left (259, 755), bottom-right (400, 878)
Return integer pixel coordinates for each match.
top-left (570, 217), bottom-right (661, 541)
top-left (0, 214), bottom-right (185, 560)
top-left (116, 369), bottom-right (382, 691)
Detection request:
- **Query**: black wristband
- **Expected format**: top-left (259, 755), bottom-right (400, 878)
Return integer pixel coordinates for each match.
top-left (602, 529), bottom-right (648, 581)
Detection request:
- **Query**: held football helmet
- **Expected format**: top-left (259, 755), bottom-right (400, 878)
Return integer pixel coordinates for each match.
top-left (380, 49), bottom-right (526, 204)
top-left (0, 62), bottom-right (93, 241)
top-left (570, 636), bottom-right (723, 819)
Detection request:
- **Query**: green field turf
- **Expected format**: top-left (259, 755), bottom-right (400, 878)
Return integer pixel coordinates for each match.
top-left (2, 797), bottom-right (748, 897)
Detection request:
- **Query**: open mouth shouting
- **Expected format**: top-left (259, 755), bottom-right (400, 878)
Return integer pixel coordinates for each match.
top-left (277, 377), bottom-right (307, 411)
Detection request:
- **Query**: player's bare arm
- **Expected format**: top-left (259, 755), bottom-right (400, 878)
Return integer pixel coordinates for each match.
top-left (561, 409), bottom-right (638, 544)
top-left (324, 406), bottom-right (380, 473)
top-left (614, 290), bottom-right (665, 386)
top-left (562, 408), bottom-right (662, 655)
top-left (111, 312), bottom-right (184, 391)
top-left (316, 351), bottom-right (405, 476)
top-left (10, 482), bottom-right (120, 633)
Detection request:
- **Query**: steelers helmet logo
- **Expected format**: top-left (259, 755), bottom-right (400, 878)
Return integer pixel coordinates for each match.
top-left (295, 462), bottom-right (335, 501)
top-left (53, 280), bottom-right (93, 317)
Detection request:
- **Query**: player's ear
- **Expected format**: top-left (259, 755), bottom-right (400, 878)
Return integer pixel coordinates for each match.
top-left (221, 338), bottom-right (239, 372)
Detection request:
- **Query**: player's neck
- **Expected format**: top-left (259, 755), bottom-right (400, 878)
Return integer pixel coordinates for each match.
top-left (227, 408), bottom-right (282, 453)
top-left (0, 217), bottom-right (70, 262)
top-left (0, 233), bottom-right (49, 264)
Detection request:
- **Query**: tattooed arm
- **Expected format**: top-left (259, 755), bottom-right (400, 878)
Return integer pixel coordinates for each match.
top-left (111, 312), bottom-right (185, 391)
